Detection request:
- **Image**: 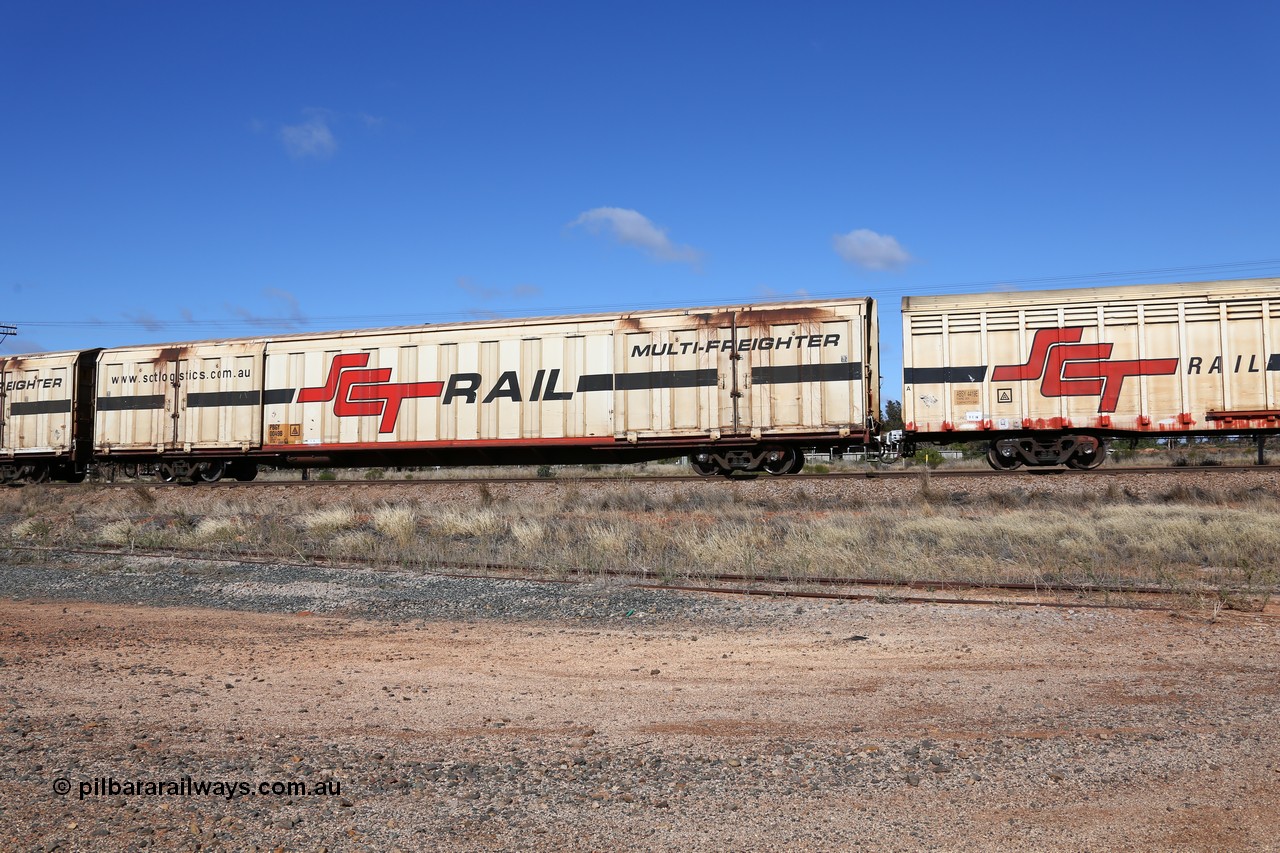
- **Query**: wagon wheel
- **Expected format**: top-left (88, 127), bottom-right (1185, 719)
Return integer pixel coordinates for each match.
top-left (986, 444), bottom-right (1022, 471)
top-left (22, 465), bottom-right (50, 484)
top-left (762, 447), bottom-right (800, 476)
top-left (1066, 440), bottom-right (1108, 470)
top-left (690, 457), bottom-right (720, 477)
top-left (195, 462), bottom-right (227, 483)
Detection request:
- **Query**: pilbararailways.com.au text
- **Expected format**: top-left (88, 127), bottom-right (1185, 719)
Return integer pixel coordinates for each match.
top-left (53, 775), bottom-right (341, 801)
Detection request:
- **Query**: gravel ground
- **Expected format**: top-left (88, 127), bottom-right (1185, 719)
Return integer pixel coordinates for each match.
top-left (1, 550), bottom-right (1278, 851)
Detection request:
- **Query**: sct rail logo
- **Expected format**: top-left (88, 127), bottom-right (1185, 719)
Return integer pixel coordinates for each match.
top-left (991, 327), bottom-right (1179, 413)
top-left (297, 353), bottom-right (443, 433)
top-left (294, 355), bottom-right (576, 433)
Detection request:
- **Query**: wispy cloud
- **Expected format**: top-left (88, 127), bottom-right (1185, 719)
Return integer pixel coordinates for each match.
top-left (569, 207), bottom-right (702, 267)
top-left (279, 109), bottom-right (338, 160)
top-left (456, 277), bottom-right (541, 318)
top-left (226, 288), bottom-right (308, 329)
top-left (0, 335), bottom-right (41, 355)
top-left (457, 277), bottom-right (541, 303)
top-left (833, 228), bottom-right (913, 271)
top-left (122, 310), bottom-right (165, 332)
top-left (755, 285), bottom-right (812, 300)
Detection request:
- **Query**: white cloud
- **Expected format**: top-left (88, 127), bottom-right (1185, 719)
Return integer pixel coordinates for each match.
top-left (569, 207), bottom-right (702, 267)
top-left (833, 228), bottom-right (913, 271)
top-left (280, 111), bottom-right (337, 159)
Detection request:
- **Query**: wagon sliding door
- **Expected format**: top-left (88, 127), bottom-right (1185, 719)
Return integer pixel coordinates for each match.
top-left (612, 322), bottom-right (730, 439)
top-left (95, 350), bottom-right (178, 452)
top-left (744, 313), bottom-right (869, 433)
top-left (175, 343), bottom-right (265, 450)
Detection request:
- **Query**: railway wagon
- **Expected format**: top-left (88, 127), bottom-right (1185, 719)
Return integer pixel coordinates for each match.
top-left (257, 299), bottom-right (879, 475)
top-left (94, 340), bottom-right (268, 481)
top-left (0, 350), bottom-right (97, 482)
top-left (902, 278), bottom-right (1280, 469)
top-left (87, 298), bottom-right (880, 479)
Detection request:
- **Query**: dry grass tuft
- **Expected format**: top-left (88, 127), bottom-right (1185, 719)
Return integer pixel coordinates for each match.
top-left (299, 506), bottom-right (357, 534)
top-left (510, 519), bottom-right (545, 548)
top-left (99, 519), bottom-right (148, 547)
top-left (372, 504), bottom-right (417, 546)
top-left (429, 508), bottom-right (504, 538)
top-left (191, 517), bottom-right (243, 544)
top-left (11, 516), bottom-right (53, 539)
top-left (333, 531), bottom-right (380, 560)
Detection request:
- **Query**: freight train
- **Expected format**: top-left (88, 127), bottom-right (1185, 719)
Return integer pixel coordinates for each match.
top-left (1, 277), bottom-right (1277, 483)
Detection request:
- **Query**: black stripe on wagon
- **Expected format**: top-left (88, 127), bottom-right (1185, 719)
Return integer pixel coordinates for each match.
top-left (264, 388), bottom-right (297, 405)
top-left (903, 366), bottom-right (989, 384)
top-left (9, 399), bottom-right (73, 416)
top-left (96, 395), bottom-right (166, 411)
top-left (187, 390), bottom-right (261, 408)
top-left (576, 374), bottom-right (614, 393)
top-left (751, 362), bottom-right (862, 385)
top-left (577, 369), bottom-right (719, 393)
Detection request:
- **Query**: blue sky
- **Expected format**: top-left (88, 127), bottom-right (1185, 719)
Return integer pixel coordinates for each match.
top-left (3, 1), bottom-right (1278, 403)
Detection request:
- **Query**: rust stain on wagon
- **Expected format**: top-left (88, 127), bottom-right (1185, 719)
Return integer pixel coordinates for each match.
top-left (700, 306), bottom-right (838, 329)
top-left (151, 346), bottom-right (191, 364)
top-left (617, 305), bottom-right (842, 333)
top-left (737, 306), bottom-right (837, 325)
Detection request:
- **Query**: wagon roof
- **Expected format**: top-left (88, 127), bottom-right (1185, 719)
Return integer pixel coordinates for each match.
top-left (9, 296), bottom-right (874, 358)
top-left (901, 277), bottom-right (1280, 312)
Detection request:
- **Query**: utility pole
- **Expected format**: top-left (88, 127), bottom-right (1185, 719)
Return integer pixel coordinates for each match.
top-left (0, 325), bottom-right (15, 345)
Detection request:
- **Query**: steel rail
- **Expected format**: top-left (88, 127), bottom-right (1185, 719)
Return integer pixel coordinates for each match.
top-left (26, 462), bottom-right (1280, 490)
top-left (4, 543), bottom-right (1271, 616)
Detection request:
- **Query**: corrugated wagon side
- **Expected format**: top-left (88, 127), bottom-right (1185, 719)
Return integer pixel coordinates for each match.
top-left (0, 350), bottom-right (98, 483)
top-left (94, 341), bottom-right (267, 481)
top-left (902, 278), bottom-right (1280, 468)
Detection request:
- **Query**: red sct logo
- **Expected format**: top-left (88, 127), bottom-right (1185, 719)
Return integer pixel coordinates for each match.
top-left (991, 328), bottom-right (1179, 413)
top-left (297, 353), bottom-right (443, 433)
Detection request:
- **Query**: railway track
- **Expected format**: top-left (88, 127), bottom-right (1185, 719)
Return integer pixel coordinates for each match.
top-left (29, 462), bottom-right (1280, 489)
top-left (7, 543), bottom-right (1274, 617)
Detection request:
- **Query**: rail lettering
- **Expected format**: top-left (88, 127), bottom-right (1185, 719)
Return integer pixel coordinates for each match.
top-left (4, 377), bottom-right (63, 392)
top-left (631, 333), bottom-right (841, 359)
top-left (296, 355), bottom-right (582, 433)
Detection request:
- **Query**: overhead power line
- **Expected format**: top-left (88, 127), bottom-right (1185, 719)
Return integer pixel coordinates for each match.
top-left (9, 257), bottom-right (1280, 332)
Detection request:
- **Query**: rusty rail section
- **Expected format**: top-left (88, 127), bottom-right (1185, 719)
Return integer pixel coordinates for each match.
top-left (4, 544), bottom-right (1272, 616)
top-left (27, 462), bottom-right (1280, 490)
